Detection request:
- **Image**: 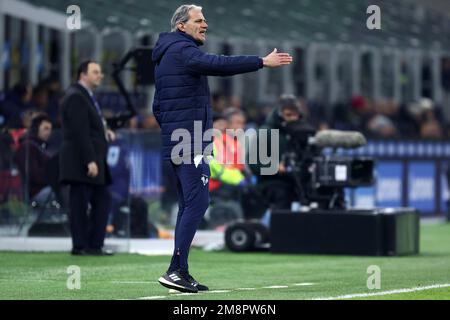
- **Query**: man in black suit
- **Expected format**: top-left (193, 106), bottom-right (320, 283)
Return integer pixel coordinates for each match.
top-left (60, 60), bottom-right (115, 256)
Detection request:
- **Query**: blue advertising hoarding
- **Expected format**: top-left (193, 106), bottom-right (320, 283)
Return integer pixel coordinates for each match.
top-left (353, 187), bottom-right (376, 209)
top-left (441, 165), bottom-right (449, 214)
top-left (375, 161), bottom-right (403, 208)
top-left (407, 162), bottom-right (436, 214)
top-left (108, 133), bottom-right (162, 198)
top-left (3, 42), bottom-right (10, 70)
top-left (128, 148), bottom-right (161, 197)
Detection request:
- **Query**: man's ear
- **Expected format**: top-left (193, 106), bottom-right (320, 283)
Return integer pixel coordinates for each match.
top-left (177, 23), bottom-right (184, 32)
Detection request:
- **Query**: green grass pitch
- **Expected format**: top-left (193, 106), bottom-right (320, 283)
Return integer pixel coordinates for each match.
top-left (0, 223), bottom-right (449, 300)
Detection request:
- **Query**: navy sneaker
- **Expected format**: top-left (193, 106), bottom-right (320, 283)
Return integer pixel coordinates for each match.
top-left (180, 270), bottom-right (209, 291)
top-left (158, 271), bottom-right (198, 293)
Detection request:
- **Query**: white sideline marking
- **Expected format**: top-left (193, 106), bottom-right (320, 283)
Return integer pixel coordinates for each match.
top-left (0, 279), bottom-right (160, 285)
top-left (139, 293), bottom-right (202, 300)
top-left (293, 283), bottom-right (315, 286)
top-left (137, 296), bottom-right (168, 300)
top-left (168, 289), bottom-right (203, 295)
top-left (0, 279), bottom-right (54, 282)
top-left (134, 282), bottom-right (315, 300)
top-left (111, 281), bottom-right (158, 284)
top-left (313, 283), bottom-right (450, 300)
top-left (173, 292), bottom-right (202, 296)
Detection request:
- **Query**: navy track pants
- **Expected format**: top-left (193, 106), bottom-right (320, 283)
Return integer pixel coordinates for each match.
top-left (168, 156), bottom-right (210, 273)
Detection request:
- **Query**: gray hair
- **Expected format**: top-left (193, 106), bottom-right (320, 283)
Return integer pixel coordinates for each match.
top-left (223, 107), bottom-right (246, 122)
top-left (170, 4), bottom-right (203, 32)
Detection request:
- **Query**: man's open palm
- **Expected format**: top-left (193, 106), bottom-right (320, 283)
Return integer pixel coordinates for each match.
top-left (262, 48), bottom-right (293, 68)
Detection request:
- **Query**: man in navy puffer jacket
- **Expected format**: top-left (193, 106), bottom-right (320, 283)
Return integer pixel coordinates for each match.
top-left (154, 4), bottom-right (293, 293)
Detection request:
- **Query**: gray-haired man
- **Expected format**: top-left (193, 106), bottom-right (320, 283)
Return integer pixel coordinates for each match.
top-left (153, 4), bottom-right (292, 293)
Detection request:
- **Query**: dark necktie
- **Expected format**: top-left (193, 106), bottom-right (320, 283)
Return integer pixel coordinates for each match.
top-left (90, 93), bottom-right (102, 116)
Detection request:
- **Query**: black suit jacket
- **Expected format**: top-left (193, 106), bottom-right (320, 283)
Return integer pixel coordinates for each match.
top-left (59, 83), bottom-right (112, 185)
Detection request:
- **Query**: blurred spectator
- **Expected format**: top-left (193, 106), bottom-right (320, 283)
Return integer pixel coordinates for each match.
top-left (229, 95), bottom-right (242, 109)
top-left (208, 111), bottom-right (253, 227)
top-left (348, 95), bottom-right (373, 132)
top-left (0, 94), bottom-right (5, 128)
top-left (44, 77), bottom-right (63, 124)
top-left (365, 100), bottom-right (398, 138)
top-left (2, 83), bottom-right (33, 128)
top-left (31, 83), bottom-right (50, 114)
top-left (367, 114), bottom-right (398, 138)
top-left (0, 128), bottom-right (14, 170)
top-left (105, 135), bottom-right (131, 237)
top-left (4, 110), bottom-right (44, 153)
top-left (298, 96), bottom-right (308, 116)
top-left (211, 92), bottom-right (227, 113)
top-left (243, 104), bottom-right (259, 129)
top-left (446, 124), bottom-right (450, 138)
top-left (224, 107), bottom-right (246, 131)
top-left (0, 128), bottom-right (22, 205)
top-left (441, 59), bottom-right (450, 123)
top-left (442, 58), bottom-right (450, 91)
top-left (223, 107), bottom-right (247, 166)
top-left (127, 113), bottom-right (161, 130)
top-left (14, 114), bottom-right (53, 201)
top-left (331, 102), bottom-right (351, 130)
top-left (126, 115), bottom-right (139, 130)
top-left (418, 98), bottom-right (443, 139)
top-left (209, 112), bottom-right (246, 194)
top-left (22, 109), bottom-right (45, 130)
top-left (377, 100), bottom-right (399, 119)
top-left (396, 103), bottom-right (421, 138)
top-left (301, 97), bottom-right (329, 130)
top-left (307, 98), bottom-right (330, 129)
top-left (141, 114), bottom-right (160, 130)
top-left (248, 104), bottom-right (272, 127)
top-left (212, 111), bottom-right (227, 132)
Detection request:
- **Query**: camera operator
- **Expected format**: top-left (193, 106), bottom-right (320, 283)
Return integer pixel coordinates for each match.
top-left (250, 94), bottom-right (315, 211)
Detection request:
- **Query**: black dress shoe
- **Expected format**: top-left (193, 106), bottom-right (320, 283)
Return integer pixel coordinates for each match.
top-left (86, 248), bottom-right (115, 256)
top-left (71, 248), bottom-right (87, 256)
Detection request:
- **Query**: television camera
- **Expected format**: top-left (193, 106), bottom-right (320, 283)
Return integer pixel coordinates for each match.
top-left (224, 124), bottom-right (376, 252)
top-left (283, 122), bottom-right (375, 210)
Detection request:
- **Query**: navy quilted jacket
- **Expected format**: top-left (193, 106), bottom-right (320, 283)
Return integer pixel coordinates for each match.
top-left (152, 31), bottom-right (263, 160)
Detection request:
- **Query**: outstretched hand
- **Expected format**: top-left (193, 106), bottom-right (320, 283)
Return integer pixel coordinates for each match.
top-left (262, 48), bottom-right (293, 68)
